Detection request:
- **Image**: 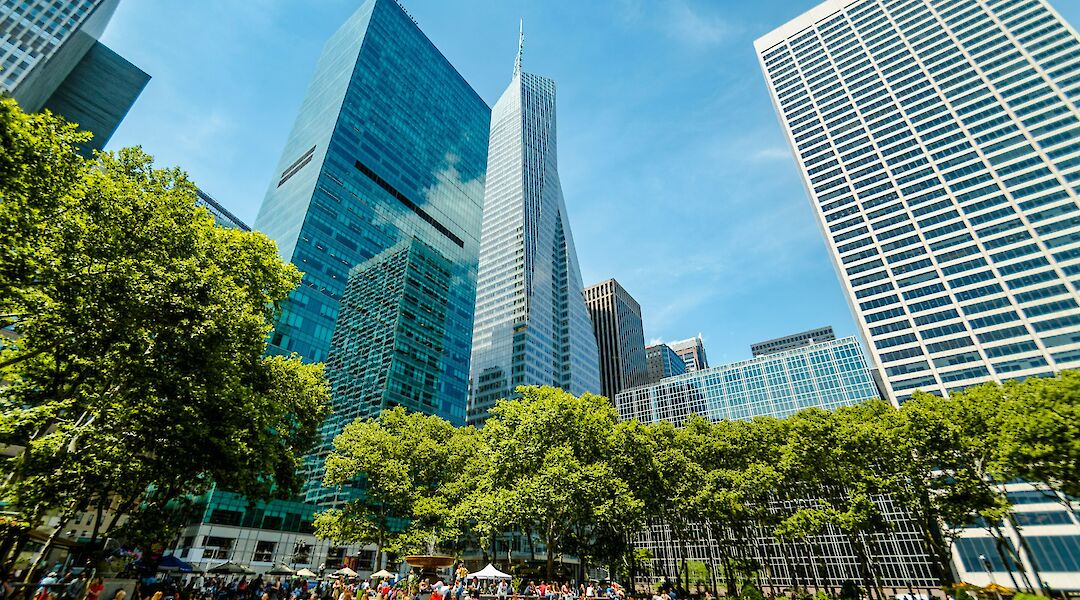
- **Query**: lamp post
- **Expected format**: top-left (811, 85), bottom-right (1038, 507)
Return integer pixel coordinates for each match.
top-left (978, 555), bottom-right (1001, 600)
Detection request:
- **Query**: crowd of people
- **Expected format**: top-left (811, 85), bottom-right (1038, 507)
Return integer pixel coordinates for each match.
top-left (13, 566), bottom-right (632, 600)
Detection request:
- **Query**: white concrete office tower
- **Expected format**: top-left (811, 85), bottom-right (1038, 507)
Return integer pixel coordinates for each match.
top-left (467, 32), bottom-right (600, 425)
top-left (756, 0), bottom-right (1080, 404)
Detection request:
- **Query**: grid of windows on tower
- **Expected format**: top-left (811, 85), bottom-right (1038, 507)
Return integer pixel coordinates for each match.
top-left (759, 0), bottom-right (1080, 402)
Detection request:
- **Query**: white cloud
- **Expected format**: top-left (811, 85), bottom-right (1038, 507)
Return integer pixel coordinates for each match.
top-left (665, 1), bottom-right (737, 47)
top-left (751, 146), bottom-right (793, 162)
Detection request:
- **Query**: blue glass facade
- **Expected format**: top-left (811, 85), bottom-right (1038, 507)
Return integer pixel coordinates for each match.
top-left (615, 336), bottom-right (879, 425)
top-left (253, 0), bottom-right (490, 428)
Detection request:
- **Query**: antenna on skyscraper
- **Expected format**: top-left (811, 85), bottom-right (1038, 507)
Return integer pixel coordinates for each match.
top-left (514, 18), bottom-right (524, 76)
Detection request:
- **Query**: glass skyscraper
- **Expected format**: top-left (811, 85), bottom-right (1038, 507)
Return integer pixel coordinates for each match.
top-left (254, 0), bottom-right (490, 435)
top-left (305, 238), bottom-right (455, 505)
top-left (616, 336), bottom-right (879, 424)
top-left (196, 189), bottom-right (250, 232)
top-left (644, 343), bottom-right (688, 383)
top-left (467, 38), bottom-right (600, 425)
top-left (756, 0), bottom-right (1080, 404)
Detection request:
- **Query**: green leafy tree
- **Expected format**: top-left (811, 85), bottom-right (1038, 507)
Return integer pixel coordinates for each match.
top-left (481, 386), bottom-right (638, 580)
top-left (895, 388), bottom-right (1015, 589)
top-left (315, 407), bottom-right (468, 566)
top-left (0, 98), bottom-right (329, 573)
top-left (996, 373), bottom-right (1080, 509)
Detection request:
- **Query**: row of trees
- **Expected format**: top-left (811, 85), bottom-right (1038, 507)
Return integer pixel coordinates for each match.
top-left (314, 374), bottom-right (1077, 595)
top-left (0, 98), bottom-right (330, 576)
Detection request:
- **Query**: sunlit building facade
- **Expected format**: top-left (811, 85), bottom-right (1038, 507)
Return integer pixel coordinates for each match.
top-left (583, 278), bottom-right (649, 399)
top-left (1, 0), bottom-right (148, 152)
top-left (305, 238), bottom-right (454, 505)
top-left (253, 0), bottom-right (490, 431)
top-left (669, 335), bottom-right (709, 372)
top-left (617, 337), bottom-right (879, 424)
top-left (645, 343), bottom-right (688, 383)
top-left (751, 325), bottom-right (837, 356)
top-left (467, 40), bottom-right (600, 425)
top-left (756, 0), bottom-right (1080, 588)
top-left (756, 0), bottom-right (1080, 405)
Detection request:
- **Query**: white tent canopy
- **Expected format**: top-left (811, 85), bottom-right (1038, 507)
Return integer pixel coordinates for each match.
top-left (466, 564), bottom-right (511, 580)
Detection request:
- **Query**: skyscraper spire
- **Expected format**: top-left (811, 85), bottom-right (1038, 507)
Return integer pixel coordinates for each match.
top-left (513, 18), bottom-right (523, 76)
top-left (468, 35), bottom-right (601, 425)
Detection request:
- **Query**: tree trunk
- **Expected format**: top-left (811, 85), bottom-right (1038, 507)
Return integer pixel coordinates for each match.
top-left (25, 506), bottom-right (76, 582)
top-left (546, 530), bottom-right (556, 581)
top-left (703, 524), bottom-right (720, 599)
top-left (1006, 514), bottom-right (1048, 595)
top-left (989, 524), bottom-right (1030, 593)
top-left (915, 491), bottom-right (956, 587)
top-left (850, 536), bottom-right (876, 600)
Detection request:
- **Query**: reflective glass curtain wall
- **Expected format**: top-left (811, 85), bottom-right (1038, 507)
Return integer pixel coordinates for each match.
top-left (254, 0), bottom-right (490, 429)
top-left (468, 49), bottom-right (600, 425)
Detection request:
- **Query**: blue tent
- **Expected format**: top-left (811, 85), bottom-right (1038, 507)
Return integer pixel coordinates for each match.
top-left (158, 555), bottom-right (195, 572)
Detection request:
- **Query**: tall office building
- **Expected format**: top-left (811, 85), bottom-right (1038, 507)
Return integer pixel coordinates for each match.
top-left (618, 337), bottom-right (879, 423)
top-left (467, 33), bottom-right (600, 425)
top-left (669, 335), bottom-right (708, 372)
top-left (751, 325), bottom-right (837, 356)
top-left (254, 0), bottom-right (490, 434)
top-left (615, 337), bottom-right (935, 588)
top-left (644, 343), bottom-right (687, 383)
top-left (757, 0), bottom-right (1080, 404)
top-left (1, 0), bottom-right (149, 152)
top-left (583, 279), bottom-right (648, 399)
top-left (196, 189), bottom-right (250, 231)
top-left (306, 239), bottom-right (454, 505)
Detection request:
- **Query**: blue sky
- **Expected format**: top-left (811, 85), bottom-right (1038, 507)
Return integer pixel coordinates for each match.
top-left (101, 0), bottom-right (1080, 367)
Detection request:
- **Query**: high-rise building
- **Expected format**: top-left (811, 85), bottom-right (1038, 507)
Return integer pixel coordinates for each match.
top-left (644, 343), bottom-right (687, 383)
top-left (467, 31), bottom-right (600, 425)
top-left (669, 335), bottom-right (708, 372)
top-left (1, 0), bottom-right (149, 152)
top-left (305, 238), bottom-right (454, 505)
top-left (583, 279), bottom-right (648, 399)
top-left (615, 337), bottom-right (935, 589)
top-left (253, 0), bottom-right (490, 434)
top-left (196, 189), bottom-right (250, 231)
top-left (751, 325), bottom-right (837, 356)
top-left (756, 0), bottom-right (1080, 405)
top-left (756, 1), bottom-right (1080, 587)
top-left (618, 337), bottom-right (879, 423)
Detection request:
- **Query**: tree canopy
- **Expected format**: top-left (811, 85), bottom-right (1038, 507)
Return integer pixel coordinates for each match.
top-left (0, 97), bottom-right (330, 569)
top-left (313, 373), bottom-right (1078, 594)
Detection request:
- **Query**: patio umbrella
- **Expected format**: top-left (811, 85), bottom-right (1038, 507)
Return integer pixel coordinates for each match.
top-left (208, 561), bottom-right (254, 575)
top-left (296, 569), bottom-right (318, 578)
top-left (158, 555), bottom-right (196, 573)
top-left (371, 570), bottom-right (394, 579)
top-left (265, 563), bottom-right (296, 576)
top-left (336, 567), bottom-right (359, 577)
